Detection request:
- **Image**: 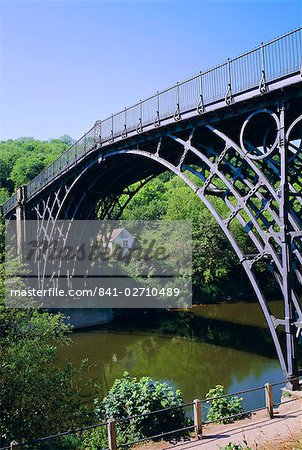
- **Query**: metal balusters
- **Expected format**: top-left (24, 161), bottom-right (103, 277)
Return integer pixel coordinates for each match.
top-left (154, 91), bottom-right (160, 127)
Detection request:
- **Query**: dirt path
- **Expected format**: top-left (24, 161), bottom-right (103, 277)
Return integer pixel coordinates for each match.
top-left (137, 397), bottom-right (302, 450)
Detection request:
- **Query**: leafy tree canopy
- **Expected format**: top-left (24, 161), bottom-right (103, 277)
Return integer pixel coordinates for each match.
top-left (0, 137), bottom-right (69, 195)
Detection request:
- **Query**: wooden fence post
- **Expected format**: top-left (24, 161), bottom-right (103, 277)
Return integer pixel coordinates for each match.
top-left (107, 418), bottom-right (117, 450)
top-left (193, 398), bottom-right (202, 438)
top-left (265, 382), bottom-right (273, 418)
top-left (10, 442), bottom-right (20, 450)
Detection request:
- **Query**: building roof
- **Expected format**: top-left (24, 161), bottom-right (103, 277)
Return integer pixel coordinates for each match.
top-left (108, 228), bottom-right (124, 241)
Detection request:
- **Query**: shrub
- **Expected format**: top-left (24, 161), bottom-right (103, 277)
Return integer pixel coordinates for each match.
top-left (80, 427), bottom-right (108, 450)
top-left (219, 444), bottom-right (251, 450)
top-left (94, 372), bottom-right (189, 444)
top-left (206, 385), bottom-right (244, 424)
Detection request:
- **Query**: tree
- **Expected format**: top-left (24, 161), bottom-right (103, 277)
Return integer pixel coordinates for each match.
top-left (163, 179), bottom-right (237, 301)
top-left (0, 253), bottom-right (91, 446)
top-left (122, 177), bottom-right (168, 220)
top-left (0, 138), bottom-right (69, 194)
top-left (58, 135), bottom-right (75, 146)
top-left (0, 302), bottom-right (92, 445)
top-left (0, 188), bottom-right (9, 205)
top-left (10, 154), bottom-right (45, 187)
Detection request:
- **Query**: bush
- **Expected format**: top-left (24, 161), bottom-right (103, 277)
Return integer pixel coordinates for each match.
top-left (80, 427), bottom-right (108, 450)
top-left (206, 385), bottom-right (244, 424)
top-left (219, 444), bottom-right (251, 450)
top-left (94, 372), bottom-right (189, 444)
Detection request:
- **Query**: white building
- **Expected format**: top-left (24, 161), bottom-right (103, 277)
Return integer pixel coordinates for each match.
top-left (103, 228), bottom-right (135, 255)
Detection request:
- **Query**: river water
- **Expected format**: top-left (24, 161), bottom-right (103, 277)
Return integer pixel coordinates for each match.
top-left (57, 301), bottom-right (285, 412)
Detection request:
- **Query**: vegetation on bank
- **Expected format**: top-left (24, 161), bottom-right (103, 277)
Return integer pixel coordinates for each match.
top-left (83, 372), bottom-right (190, 449)
top-left (206, 385), bottom-right (244, 424)
top-left (0, 306), bottom-right (92, 442)
top-left (0, 231), bottom-right (92, 444)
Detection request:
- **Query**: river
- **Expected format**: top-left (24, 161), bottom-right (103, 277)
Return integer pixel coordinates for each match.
top-left (57, 300), bottom-right (285, 413)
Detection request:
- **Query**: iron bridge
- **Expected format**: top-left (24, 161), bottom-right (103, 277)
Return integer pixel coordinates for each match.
top-left (2, 27), bottom-right (302, 388)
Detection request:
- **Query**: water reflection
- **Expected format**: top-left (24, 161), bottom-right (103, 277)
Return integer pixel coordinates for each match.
top-left (190, 300), bottom-right (285, 328)
top-left (57, 302), bottom-right (284, 410)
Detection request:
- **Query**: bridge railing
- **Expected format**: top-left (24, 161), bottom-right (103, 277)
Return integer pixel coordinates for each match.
top-left (2, 194), bottom-right (17, 215)
top-left (25, 126), bottom-right (96, 200)
top-left (2, 27), bottom-right (301, 215)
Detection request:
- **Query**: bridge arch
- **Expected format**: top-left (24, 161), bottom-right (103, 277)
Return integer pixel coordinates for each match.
top-left (11, 103), bottom-right (301, 387)
top-left (2, 27), bottom-right (301, 385)
top-left (92, 117), bottom-right (301, 383)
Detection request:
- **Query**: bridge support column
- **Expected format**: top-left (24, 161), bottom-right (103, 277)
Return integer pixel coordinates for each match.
top-left (279, 103), bottom-right (299, 390)
top-left (16, 186), bottom-right (27, 258)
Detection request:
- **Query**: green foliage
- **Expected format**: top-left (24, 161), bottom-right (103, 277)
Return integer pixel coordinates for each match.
top-left (0, 253), bottom-right (92, 446)
top-left (0, 218), bottom-right (5, 259)
top-left (281, 390), bottom-right (292, 398)
top-left (0, 306), bottom-right (92, 445)
top-left (32, 427), bottom-right (108, 450)
top-left (94, 372), bottom-right (189, 444)
top-left (219, 444), bottom-right (251, 450)
top-left (122, 174), bottom-right (248, 302)
top-left (191, 211), bottom-right (236, 300)
top-left (0, 137), bottom-right (69, 195)
top-left (10, 154), bottom-right (45, 187)
top-left (120, 169), bottom-right (281, 302)
top-left (122, 177), bottom-right (169, 220)
top-left (58, 134), bottom-right (75, 146)
top-left (0, 188), bottom-right (9, 204)
top-left (80, 427), bottom-right (108, 450)
top-left (206, 385), bottom-right (244, 424)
